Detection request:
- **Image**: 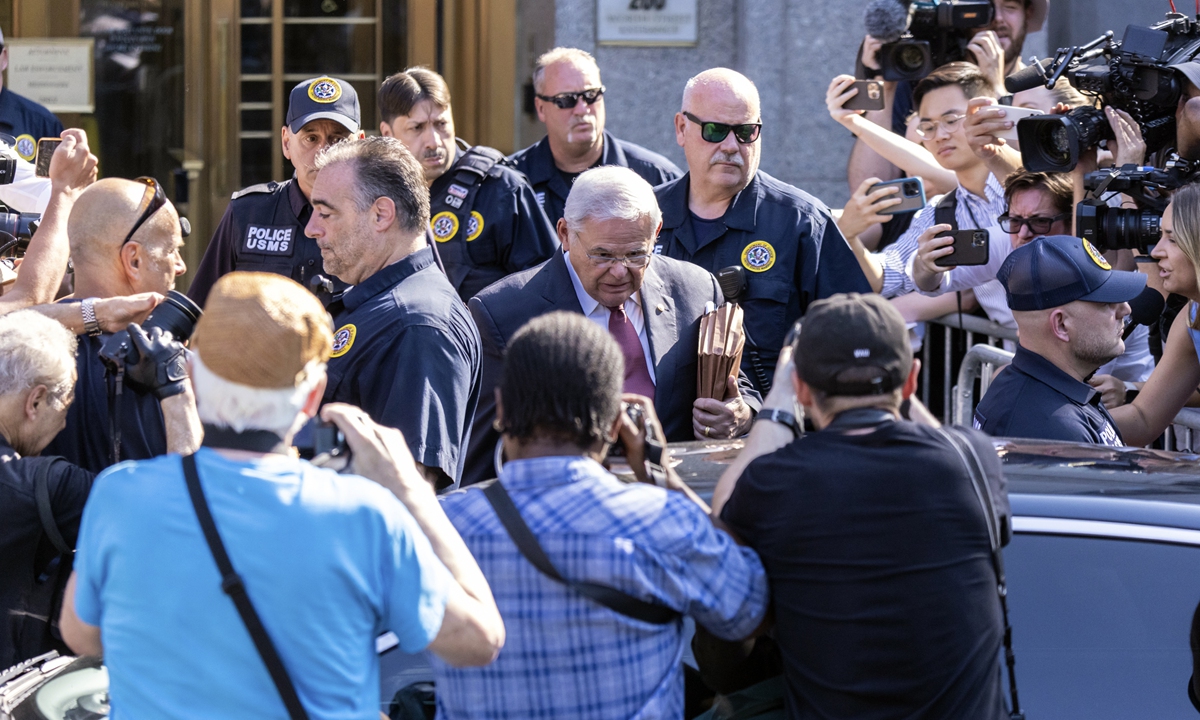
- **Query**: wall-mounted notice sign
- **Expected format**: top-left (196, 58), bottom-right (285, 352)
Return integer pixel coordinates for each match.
top-left (5, 39), bottom-right (96, 113)
top-left (597, 0), bottom-right (698, 46)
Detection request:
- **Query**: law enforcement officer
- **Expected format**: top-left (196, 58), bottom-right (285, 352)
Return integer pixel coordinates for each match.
top-left (508, 47), bottom-right (682, 227)
top-left (0, 27), bottom-right (64, 164)
top-left (188, 76), bottom-right (364, 308)
top-left (379, 68), bottom-right (557, 301)
top-left (306, 136), bottom-right (481, 488)
top-left (655, 68), bottom-right (871, 393)
top-left (974, 235), bottom-right (1145, 446)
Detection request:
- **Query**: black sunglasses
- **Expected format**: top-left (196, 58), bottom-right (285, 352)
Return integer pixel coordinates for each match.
top-left (121, 177), bottom-right (168, 245)
top-left (683, 111), bottom-right (762, 145)
top-left (997, 211), bottom-right (1070, 235)
top-left (535, 86), bottom-right (605, 109)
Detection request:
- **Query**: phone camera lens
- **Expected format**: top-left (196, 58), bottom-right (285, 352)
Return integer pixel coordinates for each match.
top-left (902, 181), bottom-right (918, 196)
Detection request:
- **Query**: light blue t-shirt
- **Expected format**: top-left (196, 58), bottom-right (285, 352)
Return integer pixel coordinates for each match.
top-left (73, 448), bottom-right (453, 719)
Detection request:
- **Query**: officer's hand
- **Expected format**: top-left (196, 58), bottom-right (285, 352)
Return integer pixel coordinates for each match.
top-left (49, 129), bottom-right (99, 196)
top-left (124, 324), bottom-right (189, 400)
top-left (1088, 374), bottom-right (1127, 409)
top-left (964, 97), bottom-right (1011, 160)
top-left (321, 403), bottom-right (432, 500)
top-left (694, 376), bottom-right (752, 440)
top-left (838, 177), bottom-right (902, 240)
top-left (914, 224), bottom-right (956, 277)
top-left (95, 292), bottom-right (162, 333)
top-left (1105, 106), bottom-right (1146, 167)
top-left (966, 30), bottom-right (1005, 93)
top-left (861, 35), bottom-right (884, 72)
top-left (826, 75), bottom-right (863, 126)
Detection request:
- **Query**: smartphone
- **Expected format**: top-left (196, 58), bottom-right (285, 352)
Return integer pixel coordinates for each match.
top-left (867, 177), bottom-right (927, 215)
top-left (34, 138), bottom-right (62, 178)
top-left (992, 106), bottom-right (1043, 147)
top-left (935, 229), bottom-right (990, 267)
top-left (844, 80), bottom-right (885, 112)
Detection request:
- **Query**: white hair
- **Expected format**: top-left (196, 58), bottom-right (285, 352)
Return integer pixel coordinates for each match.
top-left (532, 47), bottom-right (599, 94)
top-left (563, 166), bottom-right (662, 234)
top-left (191, 351), bottom-right (325, 436)
top-left (0, 310), bottom-right (78, 409)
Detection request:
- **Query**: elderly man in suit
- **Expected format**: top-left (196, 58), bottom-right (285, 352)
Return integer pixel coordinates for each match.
top-left (463, 166), bottom-right (759, 484)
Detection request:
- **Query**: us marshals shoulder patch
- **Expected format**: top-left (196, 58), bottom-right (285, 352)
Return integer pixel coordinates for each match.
top-left (466, 211), bottom-right (484, 242)
top-left (431, 211), bottom-right (459, 242)
top-left (331, 324), bottom-right (356, 358)
top-left (13, 134), bottom-right (35, 162)
top-left (244, 225), bottom-right (295, 255)
top-left (741, 241), bottom-right (776, 273)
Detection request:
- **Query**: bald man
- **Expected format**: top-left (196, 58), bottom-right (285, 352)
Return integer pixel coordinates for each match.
top-left (652, 68), bottom-right (871, 394)
top-left (42, 177), bottom-right (191, 473)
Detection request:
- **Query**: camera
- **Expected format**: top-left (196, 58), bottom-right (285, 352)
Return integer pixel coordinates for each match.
top-left (1076, 158), bottom-right (1198, 252)
top-left (99, 290), bottom-right (202, 375)
top-left (879, 0), bottom-right (994, 82)
top-left (1015, 14), bottom-right (1200, 172)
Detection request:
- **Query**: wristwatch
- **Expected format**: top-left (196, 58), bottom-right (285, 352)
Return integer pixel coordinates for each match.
top-left (81, 297), bottom-right (102, 336)
top-left (756, 408), bottom-right (802, 438)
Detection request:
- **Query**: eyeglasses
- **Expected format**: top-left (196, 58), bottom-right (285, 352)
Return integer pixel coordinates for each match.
top-left (121, 177), bottom-right (167, 245)
top-left (997, 211), bottom-right (1071, 235)
top-left (914, 113), bottom-right (967, 139)
top-left (585, 251), bottom-right (652, 269)
top-left (536, 86), bottom-right (605, 109)
top-left (683, 111), bottom-right (762, 144)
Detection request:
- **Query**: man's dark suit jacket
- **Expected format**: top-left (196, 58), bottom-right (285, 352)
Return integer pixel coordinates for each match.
top-left (462, 251), bottom-right (761, 486)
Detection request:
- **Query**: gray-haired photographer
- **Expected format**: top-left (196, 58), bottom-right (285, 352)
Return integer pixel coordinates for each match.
top-left (0, 306), bottom-right (200, 671)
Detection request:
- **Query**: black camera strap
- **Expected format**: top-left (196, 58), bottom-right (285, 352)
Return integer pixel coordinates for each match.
top-left (181, 453), bottom-right (310, 720)
top-left (938, 427), bottom-right (1024, 720)
top-left (480, 479), bottom-right (680, 625)
top-left (201, 424), bottom-right (288, 454)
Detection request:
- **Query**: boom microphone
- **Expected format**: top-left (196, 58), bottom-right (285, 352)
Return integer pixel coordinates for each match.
top-left (1123, 286), bottom-right (1166, 339)
top-left (1004, 58), bottom-right (1053, 94)
top-left (864, 0), bottom-right (910, 43)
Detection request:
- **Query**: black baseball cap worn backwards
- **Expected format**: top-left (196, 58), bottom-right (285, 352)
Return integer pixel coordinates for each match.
top-left (795, 293), bottom-right (912, 397)
top-left (998, 234), bottom-right (1146, 311)
top-left (286, 76), bottom-right (361, 134)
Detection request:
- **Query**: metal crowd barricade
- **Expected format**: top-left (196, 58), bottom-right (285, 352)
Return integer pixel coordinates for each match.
top-left (920, 313), bottom-right (1018, 424)
top-left (1165, 408), bottom-right (1200, 452)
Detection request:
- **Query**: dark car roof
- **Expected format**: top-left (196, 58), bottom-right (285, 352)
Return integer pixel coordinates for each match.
top-left (667, 437), bottom-right (1200, 533)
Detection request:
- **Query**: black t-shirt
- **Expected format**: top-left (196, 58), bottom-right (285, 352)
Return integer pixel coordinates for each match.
top-left (722, 420), bottom-right (1009, 720)
top-left (0, 437), bottom-right (94, 668)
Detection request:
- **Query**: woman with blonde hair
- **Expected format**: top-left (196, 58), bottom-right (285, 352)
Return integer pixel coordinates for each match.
top-left (1111, 183), bottom-right (1200, 444)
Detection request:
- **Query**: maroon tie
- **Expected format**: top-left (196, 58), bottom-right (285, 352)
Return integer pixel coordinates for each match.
top-left (608, 305), bottom-right (655, 400)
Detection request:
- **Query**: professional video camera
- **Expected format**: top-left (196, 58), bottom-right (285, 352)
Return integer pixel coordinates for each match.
top-left (1012, 13), bottom-right (1200, 172)
top-left (1075, 156), bottom-right (1200, 252)
top-left (863, 0), bottom-right (994, 82)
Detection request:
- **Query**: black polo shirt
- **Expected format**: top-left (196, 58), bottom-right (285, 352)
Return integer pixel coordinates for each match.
top-left (188, 177), bottom-right (347, 308)
top-left (974, 345), bottom-right (1124, 446)
top-left (508, 130), bottom-right (682, 226)
top-left (0, 87), bottom-right (64, 159)
top-left (0, 434), bottom-right (94, 668)
top-left (42, 327), bottom-right (167, 473)
top-left (653, 170), bottom-right (872, 393)
top-left (323, 247), bottom-right (481, 483)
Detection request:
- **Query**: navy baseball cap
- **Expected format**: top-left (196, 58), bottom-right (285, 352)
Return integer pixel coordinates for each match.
top-left (286, 76), bottom-right (360, 134)
top-left (998, 235), bottom-right (1146, 311)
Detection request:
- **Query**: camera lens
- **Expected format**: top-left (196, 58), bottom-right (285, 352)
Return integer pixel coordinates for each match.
top-left (898, 45), bottom-right (926, 72)
top-left (903, 181), bottom-right (919, 196)
top-left (1018, 107), bottom-right (1112, 173)
top-left (1076, 202), bottom-right (1162, 253)
top-left (144, 290), bottom-right (202, 342)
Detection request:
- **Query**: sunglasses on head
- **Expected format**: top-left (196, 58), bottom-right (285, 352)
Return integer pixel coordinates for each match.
top-left (683, 111), bottom-right (762, 144)
top-left (535, 86), bottom-right (605, 109)
top-left (122, 177), bottom-right (167, 245)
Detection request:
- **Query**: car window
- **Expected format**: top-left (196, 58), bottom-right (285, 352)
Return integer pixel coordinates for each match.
top-left (1005, 532), bottom-right (1200, 719)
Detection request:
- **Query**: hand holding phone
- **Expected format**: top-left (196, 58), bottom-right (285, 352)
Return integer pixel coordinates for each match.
top-left (843, 80), bottom-right (886, 112)
top-left (866, 177), bottom-right (926, 215)
top-left (933, 228), bottom-right (990, 267)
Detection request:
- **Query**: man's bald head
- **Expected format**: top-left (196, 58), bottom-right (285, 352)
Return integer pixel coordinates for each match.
top-left (676, 68), bottom-right (762, 200)
top-left (681, 68), bottom-right (761, 119)
top-left (68, 178), bottom-right (186, 297)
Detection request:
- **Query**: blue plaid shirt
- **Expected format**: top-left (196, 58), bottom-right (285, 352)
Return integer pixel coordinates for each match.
top-left (431, 456), bottom-right (769, 719)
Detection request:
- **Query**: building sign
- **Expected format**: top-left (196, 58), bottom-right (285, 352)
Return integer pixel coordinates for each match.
top-left (5, 39), bottom-right (95, 113)
top-left (597, 0), bottom-right (698, 46)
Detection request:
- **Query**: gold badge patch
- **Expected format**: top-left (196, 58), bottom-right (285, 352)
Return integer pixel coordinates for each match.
top-left (431, 211), bottom-right (459, 242)
top-left (307, 77), bottom-right (343, 104)
top-left (466, 211), bottom-right (484, 242)
top-left (13, 134), bottom-right (35, 162)
top-left (331, 324), bottom-right (356, 358)
top-left (741, 241), bottom-right (776, 273)
top-left (1083, 240), bottom-right (1111, 270)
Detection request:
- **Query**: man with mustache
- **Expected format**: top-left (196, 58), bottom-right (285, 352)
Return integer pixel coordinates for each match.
top-left (509, 47), bottom-right (683, 227)
top-left (379, 68), bottom-right (558, 301)
top-left (188, 76), bottom-right (364, 308)
top-left (652, 68), bottom-right (871, 394)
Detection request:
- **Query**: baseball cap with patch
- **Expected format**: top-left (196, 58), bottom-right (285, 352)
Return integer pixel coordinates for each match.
top-left (286, 76), bottom-right (360, 134)
top-left (794, 293), bottom-right (912, 397)
top-left (998, 234), bottom-right (1146, 311)
top-left (1172, 61), bottom-right (1200, 93)
top-left (190, 272), bottom-right (333, 389)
